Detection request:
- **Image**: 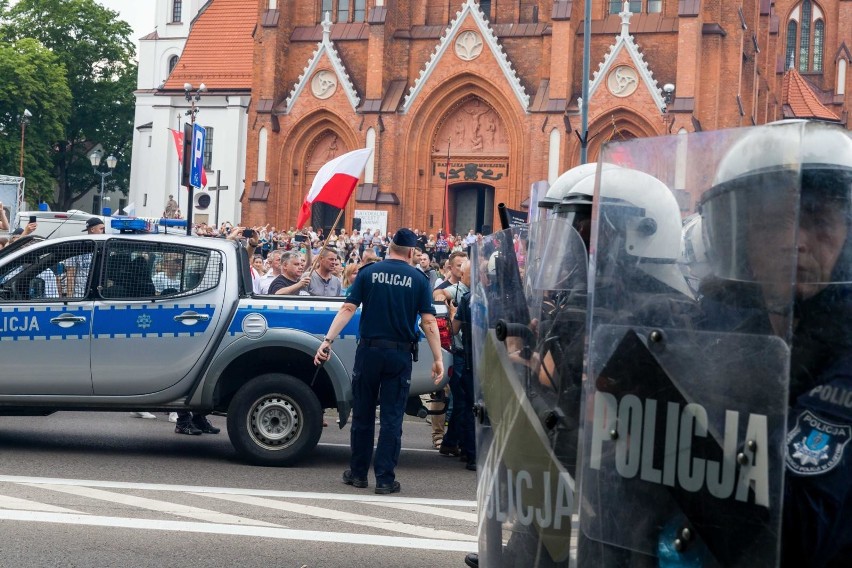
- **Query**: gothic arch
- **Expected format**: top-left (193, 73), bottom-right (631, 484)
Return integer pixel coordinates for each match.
top-left (273, 110), bottom-right (359, 227)
top-left (585, 109), bottom-right (661, 163)
top-left (403, 73), bottom-right (527, 230)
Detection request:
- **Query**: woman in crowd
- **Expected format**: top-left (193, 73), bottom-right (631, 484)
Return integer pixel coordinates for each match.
top-left (341, 261), bottom-right (359, 295)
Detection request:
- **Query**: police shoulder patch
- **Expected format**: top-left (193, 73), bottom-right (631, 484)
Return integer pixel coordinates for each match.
top-left (786, 410), bottom-right (851, 476)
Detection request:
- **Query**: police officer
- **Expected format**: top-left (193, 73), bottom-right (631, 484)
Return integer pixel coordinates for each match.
top-left (314, 228), bottom-right (444, 494)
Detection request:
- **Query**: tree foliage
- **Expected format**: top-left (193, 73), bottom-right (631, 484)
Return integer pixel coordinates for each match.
top-left (1, 0), bottom-right (137, 210)
top-left (0, 37), bottom-right (71, 203)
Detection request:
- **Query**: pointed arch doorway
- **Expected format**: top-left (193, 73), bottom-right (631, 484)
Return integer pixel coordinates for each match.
top-left (449, 182), bottom-right (495, 235)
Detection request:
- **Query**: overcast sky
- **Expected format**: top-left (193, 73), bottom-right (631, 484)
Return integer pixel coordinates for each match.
top-left (95, 0), bottom-right (155, 55)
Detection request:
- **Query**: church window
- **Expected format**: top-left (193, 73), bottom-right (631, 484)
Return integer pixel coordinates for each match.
top-left (171, 0), bottom-right (182, 23)
top-left (203, 127), bottom-right (214, 171)
top-left (787, 1), bottom-right (825, 73)
top-left (168, 55), bottom-right (179, 75)
top-left (813, 19), bottom-right (824, 72)
top-left (479, 0), bottom-right (492, 20)
top-left (609, 1), bottom-right (656, 14)
top-left (353, 0), bottom-right (365, 23)
top-left (257, 127), bottom-right (268, 182)
top-left (837, 59), bottom-right (847, 96)
top-left (321, 1), bottom-right (367, 23)
top-left (786, 21), bottom-right (797, 68)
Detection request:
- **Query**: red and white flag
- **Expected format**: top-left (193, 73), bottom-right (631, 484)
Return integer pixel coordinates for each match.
top-left (297, 148), bottom-right (372, 229)
top-left (169, 128), bottom-right (207, 187)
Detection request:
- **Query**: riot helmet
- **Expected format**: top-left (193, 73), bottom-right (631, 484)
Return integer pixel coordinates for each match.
top-left (552, 167), bottom-right (602, 251)
top-left (537, 163), bottom-right (598, 219)
top-left (700, 120), bottom-right (852, 300)
top-left (584, 165), bottom-right (693, 298)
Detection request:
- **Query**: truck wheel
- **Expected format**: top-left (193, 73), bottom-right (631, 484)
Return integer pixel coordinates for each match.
top-left (227, 373), bottom-right (322, 466)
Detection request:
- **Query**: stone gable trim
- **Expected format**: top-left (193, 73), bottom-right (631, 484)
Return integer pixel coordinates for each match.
top-left (402, 0), bottom-right (529, 114)
top-left (284, 13), bottom-right (360, 115)
top-left (586, 5), bottom-right (666, 113)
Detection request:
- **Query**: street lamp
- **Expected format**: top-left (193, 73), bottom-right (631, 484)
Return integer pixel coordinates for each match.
top-left (19, 109), bottom-right (32, 178)
top-left (184, 82), bottom-right (206, 124)
top-left (183, 83), bottom-right (206, 235)
top-left (90, 149), bottom-right (117, 215)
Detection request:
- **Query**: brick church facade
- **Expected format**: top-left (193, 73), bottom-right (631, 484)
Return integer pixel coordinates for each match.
top-left (239, 0), bottom-right (851, 233)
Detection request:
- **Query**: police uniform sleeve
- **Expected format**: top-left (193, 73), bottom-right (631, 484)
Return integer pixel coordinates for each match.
top-left (417, 273), bottom-right (436, 315)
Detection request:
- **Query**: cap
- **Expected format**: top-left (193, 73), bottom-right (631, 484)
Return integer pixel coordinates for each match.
top-left (392, 228), bottom-right (418, 248)
top-left (83, 217), bottom-right (104, 231)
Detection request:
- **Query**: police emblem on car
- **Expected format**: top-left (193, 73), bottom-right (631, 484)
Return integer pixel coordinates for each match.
top-left (786, 410), bottom-right (851, 475)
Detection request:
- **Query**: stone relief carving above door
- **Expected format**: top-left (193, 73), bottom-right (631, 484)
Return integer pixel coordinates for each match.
top-left (306, 132), bottom-right (344, 171)
top-left (434, 98), bottom-right (508, 155)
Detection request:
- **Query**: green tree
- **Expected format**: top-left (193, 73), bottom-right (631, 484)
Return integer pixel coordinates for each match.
top-left (2, 0), bottom-right (137, 210)
top-left (0, 37), bottom-right (71, 204)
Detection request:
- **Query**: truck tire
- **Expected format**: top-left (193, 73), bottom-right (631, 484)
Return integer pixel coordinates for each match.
top-left (227, 373), bottom-right (322, 466)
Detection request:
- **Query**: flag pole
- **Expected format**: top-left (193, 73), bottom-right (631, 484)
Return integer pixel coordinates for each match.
top-left (442, 138), bottom-right (451, 236)
top-left (307, 207), bottom-right (346, 275)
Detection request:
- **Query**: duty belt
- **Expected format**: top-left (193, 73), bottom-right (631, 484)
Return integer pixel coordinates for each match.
top-left (359, 338), bottom-right (414, 351)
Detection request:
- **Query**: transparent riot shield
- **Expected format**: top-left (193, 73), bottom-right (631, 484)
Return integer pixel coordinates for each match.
top-left (578, 124), bottom-right (811, 567)
top-left (472, 218), bottom-right (588, 567)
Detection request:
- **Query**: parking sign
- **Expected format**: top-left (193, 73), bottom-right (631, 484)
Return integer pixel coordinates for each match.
top-left (190, 124), bottom-right (206, 189)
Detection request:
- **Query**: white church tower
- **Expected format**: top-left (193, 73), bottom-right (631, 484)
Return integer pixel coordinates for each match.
top-left (128, 0), bottom-right (252, 227)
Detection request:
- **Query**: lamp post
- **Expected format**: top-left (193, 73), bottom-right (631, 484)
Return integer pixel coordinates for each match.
top-left (662, 83), bottom-right (676, 133)
top-left (19, 109), bottom-right (32, 178)
top-left (183, 82), bottom-right (206, 235)
top-left (90, 150), bottom-right (117, 215)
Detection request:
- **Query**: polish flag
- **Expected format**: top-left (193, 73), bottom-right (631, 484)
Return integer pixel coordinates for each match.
top-left (297, 148), bottom-right (372, 229)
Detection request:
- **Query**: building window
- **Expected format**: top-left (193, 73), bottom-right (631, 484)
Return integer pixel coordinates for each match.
top-left (321, 1), bottom-right (366, 22)
top-left (480, 0), bottom-right (491, 19)
top-left (257, 127), bottom-right (268, 182)
top-left (609, 1), bottom-right (649, 14)
top-left (787, 0), bottom-right (825, 73)
top-left (172, 0), bottom-right (182, 23)
top-left (203, 127), bottom-right (214, 171)
top-left (786, 20), bottom-right (798, 68)
top-left (813, 19), bottom-right (824, 72)
top-left (168, 55), bottom-right (179, 75)
top-left (353, 0), bottom-right (365, 22)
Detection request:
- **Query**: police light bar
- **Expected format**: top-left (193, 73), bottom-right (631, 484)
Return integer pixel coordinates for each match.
top-left (158, 218), bottom-right (188, 228)
top-left (111, 217), bottom-right (154, 233)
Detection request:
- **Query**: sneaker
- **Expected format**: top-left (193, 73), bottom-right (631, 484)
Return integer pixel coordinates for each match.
top-left (130, 411), bottom-right (157, 419)
top-left (466, 461), bottom-right (477, 471)
top-left (191, 416), bottom-right (221, 434)
top-left (168, 412), bottom-right (178, 423)
top-left (342, 470), bottom-right (368, 489)
top-left (464, 553), bottom-right (480, 568)
top-left (374, 480), bottom-right (401, 495)
top-left (175, 423), bottom-right (202, 435)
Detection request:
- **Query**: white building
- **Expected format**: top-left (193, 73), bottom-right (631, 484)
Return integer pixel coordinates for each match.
top-left (128, 0), bottom-right (252, 227)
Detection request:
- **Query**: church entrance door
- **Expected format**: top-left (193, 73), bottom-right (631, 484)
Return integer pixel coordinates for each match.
top-left (450, 182), bottom-right (494, 235)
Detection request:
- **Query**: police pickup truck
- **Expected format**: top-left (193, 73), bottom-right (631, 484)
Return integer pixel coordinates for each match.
top-left (0, 227), bottom-right (452, 466)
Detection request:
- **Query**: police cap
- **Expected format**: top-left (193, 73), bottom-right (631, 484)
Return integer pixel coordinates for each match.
top-left (392, 228), bottom-right (418, 248)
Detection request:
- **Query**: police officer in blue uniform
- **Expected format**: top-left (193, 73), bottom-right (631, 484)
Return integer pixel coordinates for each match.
top-left (315, 228), bottom-right (444, 494)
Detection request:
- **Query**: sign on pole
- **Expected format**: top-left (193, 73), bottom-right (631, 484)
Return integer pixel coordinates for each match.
top-left (190, 124), bottom-right (206, 189)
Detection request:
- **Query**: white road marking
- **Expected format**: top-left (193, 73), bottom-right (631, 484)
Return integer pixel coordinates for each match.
top-left (318, 442), bottom-right (437, 454)
top-left (363, 500), bottom-right (478, 523)
top-left (197, 492), bottom-right (476, 542)
top-left (0, 475), bottom-right (475, 507)
top-left (0, 509), bottom-right (478, 552)
top-left (26, 483), bottom-right (281, 528)
top-left (0, 494), bottom-right (85, 515)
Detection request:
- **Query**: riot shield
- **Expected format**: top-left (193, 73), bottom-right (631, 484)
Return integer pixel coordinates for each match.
top-left (578, 124), bottom-right (809, 567)
top-left (472, 218), bottom-right (588, 567)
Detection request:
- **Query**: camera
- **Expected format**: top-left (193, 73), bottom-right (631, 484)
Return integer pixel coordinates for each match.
top-left (242, 228), bottom-right (256, 239)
